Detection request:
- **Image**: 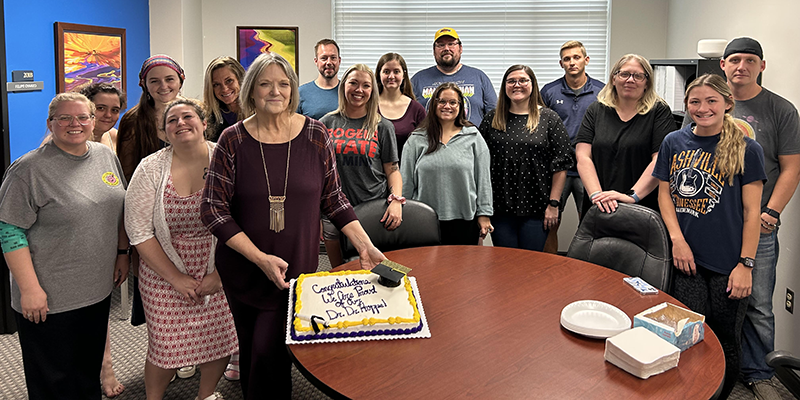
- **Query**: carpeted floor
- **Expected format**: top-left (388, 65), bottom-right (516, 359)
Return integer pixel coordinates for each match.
top-left (0, 258), bottom-right (335, 400)
top-left (0, 252), bottom-right (795, 399)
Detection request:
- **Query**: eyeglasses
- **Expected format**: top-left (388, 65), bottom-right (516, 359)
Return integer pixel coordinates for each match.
top-left (434, 41), bottom-right (461, 49)
top-left (436, 99), bottom-right (460, 107)
top-left (505, 78), bottom-right (531, 87)
top-left (615, 71), bottom-right (648, 83)
top-left (52, 114), bottom-right (93, 127)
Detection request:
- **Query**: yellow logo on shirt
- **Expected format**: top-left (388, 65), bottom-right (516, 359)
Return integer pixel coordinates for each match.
top-left (102, 172), bottom-right (121, 187)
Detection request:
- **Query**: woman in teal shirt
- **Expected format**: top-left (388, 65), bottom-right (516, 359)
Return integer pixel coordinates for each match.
top-left (401, 82), bottom-right (493, 245)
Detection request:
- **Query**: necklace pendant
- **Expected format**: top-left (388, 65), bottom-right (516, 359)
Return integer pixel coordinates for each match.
top-left (269, 196), bottom-right (286, 233)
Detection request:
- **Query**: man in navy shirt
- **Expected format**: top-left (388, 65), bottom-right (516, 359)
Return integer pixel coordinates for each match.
top-left (541, 41), bottom-right (604, 252)
top-left (297, 39), bottom-right (342, 120)
top-left (411, 27), bottom-right (496, 127)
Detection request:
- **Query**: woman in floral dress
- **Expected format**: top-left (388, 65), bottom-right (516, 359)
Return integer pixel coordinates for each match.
top-left (126, 98), bottom-right (237, 400)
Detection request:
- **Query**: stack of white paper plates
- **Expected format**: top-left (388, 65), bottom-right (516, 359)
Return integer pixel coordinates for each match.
top-left (605, 326), bottom-right (681, 379)
top-left (560, 300), bottom-right (632, 339)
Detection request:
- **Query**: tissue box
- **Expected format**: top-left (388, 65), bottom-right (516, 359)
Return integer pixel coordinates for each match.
top-left (633, 303), bottom-right (705, 351)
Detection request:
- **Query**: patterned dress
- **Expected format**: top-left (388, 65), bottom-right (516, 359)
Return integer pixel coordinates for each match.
top-left (139, 176), bottom-right (238, 368)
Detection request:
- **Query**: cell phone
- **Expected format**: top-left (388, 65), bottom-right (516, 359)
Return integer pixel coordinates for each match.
top-left (624, 277), bottom-right (658, 295)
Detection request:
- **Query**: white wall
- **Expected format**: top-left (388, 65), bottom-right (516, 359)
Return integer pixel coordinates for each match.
top-left (149, 0), bottom-right (205, 99)
top-left (609, 0), bottom-right (669, 64)
top-left (667, 0), bottom-right (800, 356)
top-left (150, 0), bottom-right (331, 99)
top-left (200, 0), bottom-right (331, 85)
top-left (181, 0), bottom-right (204, 99)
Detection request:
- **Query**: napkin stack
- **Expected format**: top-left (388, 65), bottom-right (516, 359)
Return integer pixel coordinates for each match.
top-left (604, 326), bottom-right (680, 379)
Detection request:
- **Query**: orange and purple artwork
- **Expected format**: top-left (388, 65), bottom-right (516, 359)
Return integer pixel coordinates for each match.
top-left (237, 27), bottom-right (297, 73)
top-left (63, 32), bottom-right (122, 93)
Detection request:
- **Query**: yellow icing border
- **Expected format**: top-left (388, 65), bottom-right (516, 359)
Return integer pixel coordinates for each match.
top-left (293, 270), bottom-right (421, 332)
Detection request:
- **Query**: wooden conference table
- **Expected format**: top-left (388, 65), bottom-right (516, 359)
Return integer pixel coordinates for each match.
top-left (288, 246), bottom-right (724, 400)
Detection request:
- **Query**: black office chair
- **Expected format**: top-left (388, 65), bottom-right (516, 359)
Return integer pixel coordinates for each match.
top-left (766, 350), bottom-right (800, 398)
top-left (566, 203), bottom-right (673, 292)
top-left (340, 198), bottom-right (441, 260)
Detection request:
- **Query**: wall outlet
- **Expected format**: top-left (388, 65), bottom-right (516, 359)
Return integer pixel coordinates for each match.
top-left (787, 288), bottom-right (794, 314)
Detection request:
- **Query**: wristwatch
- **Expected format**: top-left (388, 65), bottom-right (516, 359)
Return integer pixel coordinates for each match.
top-left (762, 207), bottom-right (781, 225)
top-left (626, 189), bottom-right (640, 204)
top-left (117, 247), bottom-right (131, 256)
top-left (548, 199), bottom-right (560, 208)
top-left (738, 257), bottom-right (755, 268)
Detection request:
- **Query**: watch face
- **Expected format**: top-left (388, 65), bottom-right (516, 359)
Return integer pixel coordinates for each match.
top-left (549, 200), bottom-right (559, 207)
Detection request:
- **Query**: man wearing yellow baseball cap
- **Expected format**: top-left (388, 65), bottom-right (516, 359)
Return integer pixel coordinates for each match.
top-left (411, 27), bottom-right (496, 126)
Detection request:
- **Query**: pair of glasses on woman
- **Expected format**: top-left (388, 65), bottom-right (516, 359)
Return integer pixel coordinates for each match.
top-left (436, 99), bottom-right (460, 107)
top-left (615, 71), bottom-right (648, 82)
top-left (505, 78), bottom-right (531, 87)
top-left (52, 114), bottom-right (94, 127)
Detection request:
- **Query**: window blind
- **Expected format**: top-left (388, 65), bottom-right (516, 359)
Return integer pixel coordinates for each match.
top-left (332, 0), bottom-right (610, 93)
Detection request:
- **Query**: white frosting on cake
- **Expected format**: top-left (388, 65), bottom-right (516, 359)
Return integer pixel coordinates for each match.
top-left (291, 270), bottom-right (422, 340)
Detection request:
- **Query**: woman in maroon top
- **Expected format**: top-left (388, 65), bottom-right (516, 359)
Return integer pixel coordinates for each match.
top-left (200, 53), bottom-right (385, 399)
top-left (376, 53), bottom-right (426, 161)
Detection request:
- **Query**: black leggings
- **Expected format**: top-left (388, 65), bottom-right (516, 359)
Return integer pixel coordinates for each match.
top-left (672, 266), bottom-right (748, 400)
top-left (16, 295), bottom-right (111, 400)
top-left (439, 218), bottom-right (480, 245)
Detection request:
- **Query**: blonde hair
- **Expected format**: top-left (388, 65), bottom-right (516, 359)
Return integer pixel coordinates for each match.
top-left (597, 54), bottom-right (663, 115)
top-left (684, 74), bottom-right (745, 185)
top-left (560, 40), bottom-right (587, 58)
top-left (203, 57), bottom-right (245, 125)
top-left (48, 92), bottom-right (95, 121)
top-left (332, 64), bottom-right (381, 140)
top-left (41, 92), bottom-right (96, 146)
top-left (492, 65), bottom-right (543, 133)
top-left (239, 53), bottom-right (299, 118)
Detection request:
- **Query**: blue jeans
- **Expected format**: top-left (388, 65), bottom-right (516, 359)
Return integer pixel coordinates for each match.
top-left (741, 230), bottom-right (778, 382)
top-left (491, 214), bottom-right (548, 251)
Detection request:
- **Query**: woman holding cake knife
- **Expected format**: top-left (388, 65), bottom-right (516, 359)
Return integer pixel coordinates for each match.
top-left (201, 53), bottom-right (385, 399)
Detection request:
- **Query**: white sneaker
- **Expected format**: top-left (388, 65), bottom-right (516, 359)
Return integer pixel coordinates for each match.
top-left (177, 365), bottom-right (197, 379)
top-left (195, 392), bottom-right (224, 400)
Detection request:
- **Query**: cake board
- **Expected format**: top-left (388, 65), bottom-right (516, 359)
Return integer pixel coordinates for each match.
top-left (285, 276), bottom-right (431, 345)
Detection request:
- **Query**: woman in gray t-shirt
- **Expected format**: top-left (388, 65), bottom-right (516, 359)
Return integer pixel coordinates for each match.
top-left (319, 64), bottom-right (403, 267)
top-left (0, 92), bottom-right (128, 399)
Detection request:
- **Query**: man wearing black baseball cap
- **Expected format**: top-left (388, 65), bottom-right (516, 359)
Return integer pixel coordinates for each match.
top-left (722, 36), bottom-right (800, 400)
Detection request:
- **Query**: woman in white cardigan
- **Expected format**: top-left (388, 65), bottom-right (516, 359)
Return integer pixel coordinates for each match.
top-left (125, 98), bottom-right (236, 400)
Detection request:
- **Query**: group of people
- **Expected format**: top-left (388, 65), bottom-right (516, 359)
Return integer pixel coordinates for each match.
top-left (0, 25), bottom-right (796, 400)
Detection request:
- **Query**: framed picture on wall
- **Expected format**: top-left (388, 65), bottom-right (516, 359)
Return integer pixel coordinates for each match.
top-left (55, 22), bottom-right (126, 94)
top-left (237, 26), bottom-right (298, 73)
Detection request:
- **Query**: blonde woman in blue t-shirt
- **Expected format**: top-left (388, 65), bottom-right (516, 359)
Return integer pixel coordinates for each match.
top-left (653, 74), bottom-right (765, 399)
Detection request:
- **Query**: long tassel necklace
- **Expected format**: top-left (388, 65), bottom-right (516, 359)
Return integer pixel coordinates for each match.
top-left (257, 124), bottom-right (291, 233)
